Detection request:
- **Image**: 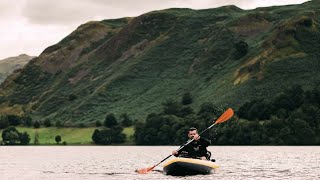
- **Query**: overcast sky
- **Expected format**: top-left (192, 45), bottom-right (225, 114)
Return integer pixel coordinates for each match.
top-left (0, 0), bottom-right (309, 60)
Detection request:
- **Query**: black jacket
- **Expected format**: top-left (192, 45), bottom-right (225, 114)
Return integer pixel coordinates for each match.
top-left (175, 137), bottom-right (211, 158)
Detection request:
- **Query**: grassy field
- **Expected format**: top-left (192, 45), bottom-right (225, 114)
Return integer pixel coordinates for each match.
top-left (123, 126), bottom-right (135, 145)
top-left (0, 126), bottom-right (135, 145)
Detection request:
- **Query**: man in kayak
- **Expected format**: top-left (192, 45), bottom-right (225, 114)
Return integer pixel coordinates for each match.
top-left (172, 127), bottom-right (211, 160)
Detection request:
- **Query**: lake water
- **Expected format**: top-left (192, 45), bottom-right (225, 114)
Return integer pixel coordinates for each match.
top-left (1, 146), bottom-right (319, 179)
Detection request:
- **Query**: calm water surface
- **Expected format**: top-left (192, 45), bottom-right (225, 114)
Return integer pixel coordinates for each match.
top-left (1, 146), bottom-right (319, 179)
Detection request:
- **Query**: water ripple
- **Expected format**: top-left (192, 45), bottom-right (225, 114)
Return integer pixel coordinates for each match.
top-left (0, 146), bottom-right (319, 180)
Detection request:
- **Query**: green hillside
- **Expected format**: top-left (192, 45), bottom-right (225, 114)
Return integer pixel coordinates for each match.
top-left (0, 54), bottom-right (35, 83)
top-left (0, 1), bottom-right (319, 124)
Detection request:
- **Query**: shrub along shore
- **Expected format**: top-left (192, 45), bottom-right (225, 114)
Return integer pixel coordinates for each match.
top-left (0, 127), bottom-right (134, 145)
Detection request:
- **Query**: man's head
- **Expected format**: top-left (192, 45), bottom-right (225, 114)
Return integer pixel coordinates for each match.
top-left (188, 127), bottom-right (198, 139)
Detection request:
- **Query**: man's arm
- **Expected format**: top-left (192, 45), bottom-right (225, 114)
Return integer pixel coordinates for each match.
top-left (199, 137), bottom-right (211, 147)
top-left (172, 145), bottom-right (185, 156)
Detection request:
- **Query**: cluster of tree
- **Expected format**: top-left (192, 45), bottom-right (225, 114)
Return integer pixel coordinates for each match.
top-left (0, 115), bottom-right (32, 128)
top-left (92, 126), bottom-right (125, 145)
top-left (0, 110), bottom-right (133, 130)
top-left (238, 85), bottom-right (308, 120)
top-left (230, 85), bottom-right (320, 145)
top-left (0, 115), bottom-right (64, 129)
top-left (135, 88), bottom-right (320, 145)
top-left (91, 113), bottom-right (130, 145)
top-left (134, 92), bottom-right (227, 145)
top-left (212, 115), bottom-right (318, 145)
top-left (1, 126), bottom-right (30, 145)
top-left (95, 113), bottom-right (133, 128)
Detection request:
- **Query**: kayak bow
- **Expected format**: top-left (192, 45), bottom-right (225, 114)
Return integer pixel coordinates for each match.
top-left (163, 157), bottom-right (219, 176)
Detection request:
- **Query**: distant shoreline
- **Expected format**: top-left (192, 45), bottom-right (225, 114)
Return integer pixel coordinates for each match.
top-left (0, 126), bottom-right (134, 145)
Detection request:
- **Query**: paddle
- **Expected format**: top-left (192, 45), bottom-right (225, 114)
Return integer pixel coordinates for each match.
top-left (136, 108), bottom-right (234, 174)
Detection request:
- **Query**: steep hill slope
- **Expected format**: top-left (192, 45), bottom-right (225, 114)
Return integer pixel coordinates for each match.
top-left (0, 1), bottom-right (319, 123)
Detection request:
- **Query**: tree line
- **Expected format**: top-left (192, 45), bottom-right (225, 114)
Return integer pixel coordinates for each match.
top-left (0, 126), bottom-right (64, 145)
top-left (134, 92), bottom-right (228, 145)
top-left (0, 115), bottom-right (64, 129)
top-left (91, 113), bottom-right (133, 145)
top-left (0, 115), bottom-right (64, 145)
top-left (225, 85), bottom-right (320, 145)
top-left (2, 85), bottom-right (318, 145)
top-left (135, 87), bottom-right (320, 145)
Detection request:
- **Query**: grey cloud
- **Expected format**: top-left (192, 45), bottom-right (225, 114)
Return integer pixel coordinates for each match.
top-left (22, 0), bottom-right (106, 25)
top-left (91, 0), bottom-right (182, 11)
top-left (0, 0), bottom-right (21, 19)
top-left (21, 0), bottom-right (177, 25)
top-left (0, 2), bottom-right (9, 16)
top-left (21, 0), bottom-right (309, 25)
top-left (0, 1), bottom-right (12, 15)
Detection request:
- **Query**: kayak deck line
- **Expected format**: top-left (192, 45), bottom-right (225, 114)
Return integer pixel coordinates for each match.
top-left (163, 157), bottom-right (219, 169)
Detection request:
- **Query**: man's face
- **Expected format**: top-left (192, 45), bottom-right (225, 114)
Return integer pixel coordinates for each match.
top-left (188, 130), bottom-right (198, 139)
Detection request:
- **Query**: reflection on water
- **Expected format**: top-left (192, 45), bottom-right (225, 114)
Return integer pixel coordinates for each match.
top-left (0, 146), bottom-right (319, 179)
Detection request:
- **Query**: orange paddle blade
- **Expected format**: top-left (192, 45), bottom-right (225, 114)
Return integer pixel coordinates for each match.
top-left (135, 165), bottom-right (155, 174)
top-left (214, 108), bottom-right (234, 125)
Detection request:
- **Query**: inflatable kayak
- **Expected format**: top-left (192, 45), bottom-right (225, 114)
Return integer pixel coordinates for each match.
top-left (163, 157), bottom-right (219, 176)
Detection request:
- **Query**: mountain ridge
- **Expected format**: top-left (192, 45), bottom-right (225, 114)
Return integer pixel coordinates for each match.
top-left (0, 1), bottom-right (319, 123)
top-left (0, 54), bottom-right (35, 84)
